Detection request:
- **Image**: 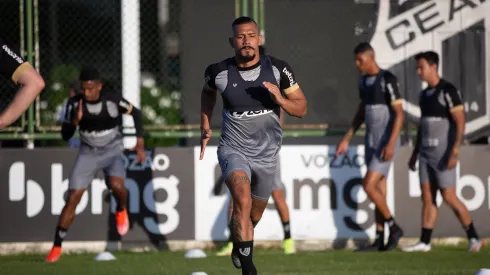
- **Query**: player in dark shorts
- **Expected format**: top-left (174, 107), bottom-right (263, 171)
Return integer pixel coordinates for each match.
top-left (45, 67), bottom-right (146, 262)
top-left (200, 17), bottom-right (307, 274)
top-left (336, 42), bottom-right (404, 251)
top-left (402, 51), bottom-right (482, 252)
top-left (0, 36), bottom-right (45, 128)
top-left (217, 109), bottom-right (296, 256)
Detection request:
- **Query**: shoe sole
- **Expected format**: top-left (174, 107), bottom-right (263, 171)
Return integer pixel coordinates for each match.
top-left (45, 258), bottom-right (59, 263)
top-left (469, 243), bottom-right (483, 252)
top-left (117, 217), bottom-right (129, 236)
top-left (117, 224), bottom-right (129, 236)
top-left (46, 248), bottom-right (62, 263)
top-left (401, 249), bottom-right (431, 252)
top-left (231, 251), bottom-right (241, 269)
top-left (385, 231), bottom-right (404, 251)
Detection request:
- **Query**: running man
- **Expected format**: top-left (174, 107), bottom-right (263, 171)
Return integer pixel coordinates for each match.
top-left (217, 109), bottom-right (296, 256)
top-left (402, 51), bottom-right (482, 252)
top-left (45, 67), bottom-right (146, 262)
top-left (200, 16), bottom-right (307, 274)
top-left (0, 36), bottom-right (45, 128)
top-left (336, 42), bottom-right (404, 251)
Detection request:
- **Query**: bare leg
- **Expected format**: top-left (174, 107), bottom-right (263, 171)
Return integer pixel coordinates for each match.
top-left (58, 189), bottom-right (85, 230)
top-left (226, 171), bottom-right (257, 274)
top-left (108, 176), bottom-right (128, 211)
top-left (363, 171), bottom-right (392, 220)
top-left (363, 171), bottom-right (403, 250)
top-left (374, 178), bottom-right (387, 232)
top-left (421, 182), bottom-right (438, 230)
top-left (271, 188), bottom-right (290, 223)
top-left (227, 171), bottom-right (253, 242)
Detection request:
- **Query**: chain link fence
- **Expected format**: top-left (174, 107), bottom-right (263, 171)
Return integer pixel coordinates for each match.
top-left (0, 0), bottom-right (24, 131)
top-left (265, 0), bottom-right (490, 143)
top-left (33, 0), bottom-right (182, 146)
top-left (3, 0), bottom-right (490, 145)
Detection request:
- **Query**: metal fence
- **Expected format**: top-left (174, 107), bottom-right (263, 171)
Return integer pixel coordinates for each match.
top-left (0, 0), bottom-right (184, 146)
top-left (36, 0), bottom-right (182, 133)
top-left (0, 0), bottom-right (24, 132)
top-left (1, 0), bottom-right (489, 145)
top-left (262, 0), bottom-right (490, 143)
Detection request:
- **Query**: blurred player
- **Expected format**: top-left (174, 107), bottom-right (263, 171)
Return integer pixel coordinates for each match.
top-left (0, 36), bottom-right (45, 128)
top-left (217, 109), bottom-right (296, 256)
top-left (402, 51), bottom-right (482, 252)
top-left (45, 67), bottom-right (146, 262)
top-left (58, 81), bottom-right (80, 148)
top-left (336, 42), bottom-right (404, 251)
top-left (200, 17), bottom-right (307, 274)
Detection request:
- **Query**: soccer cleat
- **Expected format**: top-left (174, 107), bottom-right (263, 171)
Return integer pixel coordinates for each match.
top-left (216, 242), bottom-right (233, 256)
top-left (231, 247), bottom-right (241, 269)
top-left (45, 246), bottom-right (62, 262)
top-left (355, 241), bottom-right (384, 252)
top-left (401, 242), bottom-right (431, 252)
top-left (283, 238), bottom-right (296, 254)
top-left (384, 225), bottom-right (404, 251)
top-left (468, 238), bottom-right (483, 252)
top-left (116, 208), bottom-right (129, 236)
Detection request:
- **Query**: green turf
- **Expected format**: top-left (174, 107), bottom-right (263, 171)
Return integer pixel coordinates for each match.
top-left (0, 245), bottom-right (487, 275)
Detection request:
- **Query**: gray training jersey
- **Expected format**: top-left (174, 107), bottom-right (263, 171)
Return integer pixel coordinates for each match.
top-left (419, 79), bottom-right (463, 168)
top-left (205, 55), bottom-right (300, 159)
top-left (359, 70), bottom-right (402, 151)
top-left (63, 92), bottom-right (134, 148)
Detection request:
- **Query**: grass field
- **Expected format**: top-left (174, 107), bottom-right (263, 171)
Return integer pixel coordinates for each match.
top-left (0, 245), bottom-right (488, 275)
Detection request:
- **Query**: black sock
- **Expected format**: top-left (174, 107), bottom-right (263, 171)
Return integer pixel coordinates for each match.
top-left (464, 222), bottom-right (479, 240)
top-left (374, 229), bottom-right (384, 245)
top-left (386, 217), bottom-right (397, 229)
top-left (420, 228), bottom-right (433, 245)
top-left (116, 204), bottom-right (125, 212)
top-left (283, 221), bottom-right (291, 240)
top-left (54, 226), bottom-right (67, 247)
top-left (234, 241), bottom-right (257, 275)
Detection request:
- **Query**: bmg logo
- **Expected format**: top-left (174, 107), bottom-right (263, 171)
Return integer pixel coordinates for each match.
top-left (7, 159), bottom-right (182, 235)
top-left (9, 162), bottom-right (45, 218)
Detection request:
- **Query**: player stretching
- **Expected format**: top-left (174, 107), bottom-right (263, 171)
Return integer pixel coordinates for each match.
top-left (402, 51), bottom-right (482, 252)
top-left (217, 110), bottom-right (296, 256)
top-left (0, 36), bottom-right (45, 128)
top-left (45, 67), bottom-right (146, 262)
top-left (200, 17), bottom-right (307, 274)
top-left (336, 42), bottom-right (404, 251)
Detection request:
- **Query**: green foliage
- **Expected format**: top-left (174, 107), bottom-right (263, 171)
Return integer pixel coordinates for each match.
top-left (40, 64), bottom-right (80, 126)
top-left (40, 64), bottom-right (183, 147)
top-left (140, 84), bottom-right (182, 147)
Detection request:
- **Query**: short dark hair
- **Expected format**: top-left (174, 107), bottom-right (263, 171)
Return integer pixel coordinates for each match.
top-left (354, 42), bottom-right (374, 54)
top-left (79, 67), bottom-right (101, 82)
top-left (414, 51), bottom-right (439, 67)
top-left (232, 16), bottom-right (258, 28)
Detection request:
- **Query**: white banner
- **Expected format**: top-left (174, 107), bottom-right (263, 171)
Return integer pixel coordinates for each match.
top-left (194, 145), bottom-right (395, 241)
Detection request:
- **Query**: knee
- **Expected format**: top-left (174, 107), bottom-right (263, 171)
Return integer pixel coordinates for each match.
top-left (421, 195), bottom-right (436, 207)
top-left (66, 190), bottom-right (84, 208)
top-left (442, 192), bottom-right (457, 206)
top-left (110, 177), bottom-right (126, 191)
top-left (250, 211), bottom-right (263, 226)
top-left (111, 183), bottom-right (127, 195)
top-left (421, 192), bottom-right (435, 206)
top-left (233, 196), bottom-right (252, 216)
top-left (362, 179), bottom-right (376, 195)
